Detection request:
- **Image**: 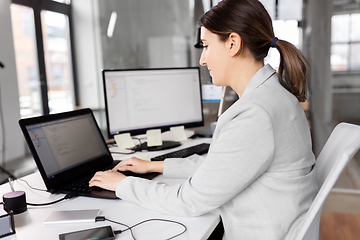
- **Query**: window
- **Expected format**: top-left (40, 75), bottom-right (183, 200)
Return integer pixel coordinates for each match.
top-left (11, 0), bottom-right (77, 118)
top-left (11, 4), bottom-right (42, 117)
top-left (331, 13), bottom-right (360, 71)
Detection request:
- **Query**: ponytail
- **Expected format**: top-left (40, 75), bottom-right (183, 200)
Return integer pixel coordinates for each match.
top-left (273, 39), bottom-right (310, 102)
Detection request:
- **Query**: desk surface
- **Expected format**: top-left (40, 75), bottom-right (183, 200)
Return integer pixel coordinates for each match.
top-left (0, 137), bottom-right (219, 240)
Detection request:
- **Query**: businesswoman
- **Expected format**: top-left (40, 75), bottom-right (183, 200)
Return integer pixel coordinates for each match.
top-left (90, 0), bottom-right (317, 239)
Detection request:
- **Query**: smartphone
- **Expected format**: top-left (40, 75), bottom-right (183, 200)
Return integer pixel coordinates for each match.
top-left (59, 225), bottom-right (115, 240)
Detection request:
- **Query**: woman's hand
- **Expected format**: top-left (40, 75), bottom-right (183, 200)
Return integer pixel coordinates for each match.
top-left (89, 158), bottom-right (164, 191)
top-left (112, 157), bottom-right (164, 174)
top-left (89, 170), bottom-right (126, 191)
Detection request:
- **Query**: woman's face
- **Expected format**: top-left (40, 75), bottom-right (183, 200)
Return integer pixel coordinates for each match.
top-left (199, 27), bottom-right (230, 86)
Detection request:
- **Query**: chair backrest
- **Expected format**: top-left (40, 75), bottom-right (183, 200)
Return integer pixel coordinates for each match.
top-left (295, 122), bottom-right (360, 240)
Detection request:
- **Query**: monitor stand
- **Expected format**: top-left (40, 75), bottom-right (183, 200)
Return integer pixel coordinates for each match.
top-left (138, 141), bottom-right (181, 151)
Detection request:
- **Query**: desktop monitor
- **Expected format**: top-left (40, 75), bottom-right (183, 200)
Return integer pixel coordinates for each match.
top-left (102, 67), bottom-right (204, 150)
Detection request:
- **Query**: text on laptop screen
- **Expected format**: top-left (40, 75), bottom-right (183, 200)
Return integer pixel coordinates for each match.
top-left (102, 67), bottom-right (204, 138)
top-left (25, 114), bottom-right (109, 177)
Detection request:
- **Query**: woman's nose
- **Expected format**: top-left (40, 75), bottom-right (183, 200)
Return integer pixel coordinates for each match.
top-left (199, 52), bottom-right (206, 66)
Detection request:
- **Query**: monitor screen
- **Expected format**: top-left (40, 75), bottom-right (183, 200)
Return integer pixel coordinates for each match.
top-left (102, 67), bottom-right (204, 140)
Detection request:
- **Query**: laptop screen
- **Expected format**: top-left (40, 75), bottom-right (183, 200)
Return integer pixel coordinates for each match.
top-left (24, 113), bottom-right (109, 178)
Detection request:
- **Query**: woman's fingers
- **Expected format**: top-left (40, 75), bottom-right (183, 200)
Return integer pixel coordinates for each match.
top-left (89, 170), bottom-right (126, 191)
top-left (112, 157), bottom-right (150, 174)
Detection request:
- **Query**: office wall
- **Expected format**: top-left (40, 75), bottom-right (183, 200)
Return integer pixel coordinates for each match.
top-left (97, 0), bottom-right (199, 70)
top-left (72, 0), bottom-right (200, 102)
top-left (71, 0), bottom-right (214, 133)
top-left (0, 0), bottom-right (26, 162)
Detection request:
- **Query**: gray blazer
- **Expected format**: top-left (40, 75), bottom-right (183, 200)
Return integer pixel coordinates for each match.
top-left (116, 64), bottom-right (318, 240)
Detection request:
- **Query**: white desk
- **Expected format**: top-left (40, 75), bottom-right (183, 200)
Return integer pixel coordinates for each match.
top-left (0, 137), bottom-right (219, 239)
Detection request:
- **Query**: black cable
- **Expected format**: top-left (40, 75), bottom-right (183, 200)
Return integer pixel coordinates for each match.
top-left (109, 150), bottom-right (137, 155)
top-left (108, 137), bottom-right (143, 155)
top-left (103, 217), bottom-right (187, 240)
top-left (104, 217), bottom-right (135, 239)
top-left (128, 219), bottom-right (187, 240)
top-left (9, 177), bottom-right (77, 206)
top-left (26, 196), bottom-right (66, 206)
top-left (26, 193), bottom-right (77, 206)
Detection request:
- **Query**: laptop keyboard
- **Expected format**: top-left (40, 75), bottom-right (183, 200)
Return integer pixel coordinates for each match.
top-left (151, 142), bottom-right (210, 161)
top-left (58, 162), bottom-right (117, 193)
top-left (62, 174), bottom-right (94, 193)
top-left (58, 161), bottom-right (159, 193)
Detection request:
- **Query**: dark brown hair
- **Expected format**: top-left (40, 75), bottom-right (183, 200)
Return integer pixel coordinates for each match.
top-left (199, 0), bottom-right (310, 102)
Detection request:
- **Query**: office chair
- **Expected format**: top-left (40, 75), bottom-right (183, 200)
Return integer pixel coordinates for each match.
top-left (295, 122), bottom-right (360, 240)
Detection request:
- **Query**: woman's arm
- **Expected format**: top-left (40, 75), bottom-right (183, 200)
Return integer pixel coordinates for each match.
top-left (114, 104), bottom-right (275, 217)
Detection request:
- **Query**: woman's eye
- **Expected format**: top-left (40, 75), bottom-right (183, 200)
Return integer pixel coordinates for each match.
top-left (200, 42), bottom-right (208, 49)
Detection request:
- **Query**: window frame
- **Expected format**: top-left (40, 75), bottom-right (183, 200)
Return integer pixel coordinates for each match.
top-left (12, 0), bottom-right (78, 115)
top-left (331, 12), bottom-right (360, 73)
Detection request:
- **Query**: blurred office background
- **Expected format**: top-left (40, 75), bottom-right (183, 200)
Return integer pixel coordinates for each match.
top-left (1, 0), bottom-right (360, 192)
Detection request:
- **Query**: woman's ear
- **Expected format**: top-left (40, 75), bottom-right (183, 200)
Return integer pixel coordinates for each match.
top-left (227, 32), bottom-right (242, 57)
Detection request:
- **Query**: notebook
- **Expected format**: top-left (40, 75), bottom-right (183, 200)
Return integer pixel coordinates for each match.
top-left (18, 108), bottom-right (158, 199)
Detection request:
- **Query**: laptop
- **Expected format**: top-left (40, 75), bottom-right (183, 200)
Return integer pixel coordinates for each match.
top-left (18, 108), bottom-right (158, 199)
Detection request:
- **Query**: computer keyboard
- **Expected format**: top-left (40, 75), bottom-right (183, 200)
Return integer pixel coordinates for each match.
top-left (151, 142), bottom-right (210, 161)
